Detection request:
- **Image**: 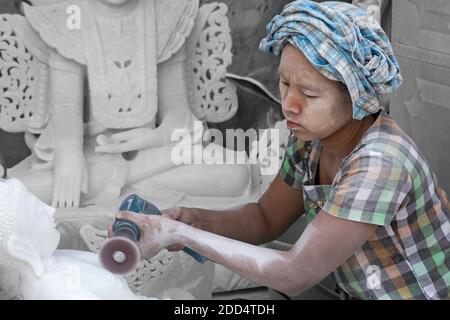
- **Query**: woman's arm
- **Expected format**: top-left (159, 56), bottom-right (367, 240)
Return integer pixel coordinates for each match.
top-left (183, 211), bottom-right (378, 296)
top-left (123, 208), bottom-right (378, 297)
top-left (165, 176), bottom-right (305, 245)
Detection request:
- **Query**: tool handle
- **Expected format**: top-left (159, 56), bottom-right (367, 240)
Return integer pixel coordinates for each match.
top-left (182, 247), bottom-right (209, 264)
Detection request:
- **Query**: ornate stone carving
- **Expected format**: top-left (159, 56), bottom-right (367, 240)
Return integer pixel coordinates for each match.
top-left (0, 14), bottom-right (48, 134)
top-left (186, 2), bottom-right (238, 123)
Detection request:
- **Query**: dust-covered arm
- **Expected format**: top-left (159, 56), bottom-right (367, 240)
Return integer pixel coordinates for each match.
top-left (119, 209), bottom-right (378, 297)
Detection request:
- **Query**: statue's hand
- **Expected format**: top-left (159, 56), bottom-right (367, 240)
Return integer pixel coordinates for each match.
top-left (52, 144), bottom-right (89, 208)
top-left (95, 128), bottom-right (156, 154)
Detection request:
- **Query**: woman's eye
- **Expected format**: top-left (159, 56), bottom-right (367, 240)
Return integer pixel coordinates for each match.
top-left (303, 93), bottom-right (316, 99)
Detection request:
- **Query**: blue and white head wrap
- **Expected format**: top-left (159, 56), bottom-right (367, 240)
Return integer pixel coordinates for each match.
top-left (259, 1), bottom-right (402, 120)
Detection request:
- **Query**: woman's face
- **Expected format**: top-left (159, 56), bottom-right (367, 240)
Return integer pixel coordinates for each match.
top-left (279, 44), bottom-right (353, 142)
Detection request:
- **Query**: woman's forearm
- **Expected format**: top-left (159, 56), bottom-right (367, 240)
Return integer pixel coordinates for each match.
top-left (189, 203), bottom-right (278, 245)
top-left (173, 222), bottom-right (303, 295)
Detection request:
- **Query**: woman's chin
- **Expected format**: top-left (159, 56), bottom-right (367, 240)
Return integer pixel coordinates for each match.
top-left (292, 130), bottom-right (315, 142)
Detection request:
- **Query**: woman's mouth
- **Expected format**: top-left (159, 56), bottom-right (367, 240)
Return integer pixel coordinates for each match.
top-left (287, 120), bottom-right (304, 131)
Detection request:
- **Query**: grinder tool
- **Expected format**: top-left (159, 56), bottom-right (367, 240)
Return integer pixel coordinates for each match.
top-left (99, 194), bottom-right (207, 274)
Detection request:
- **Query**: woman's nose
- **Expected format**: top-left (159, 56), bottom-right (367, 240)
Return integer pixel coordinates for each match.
top-left (282, 88), bottom-right (303, 115)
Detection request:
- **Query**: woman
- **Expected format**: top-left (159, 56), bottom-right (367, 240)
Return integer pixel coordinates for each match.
top-left (115, 1), bottom-right (450, 300)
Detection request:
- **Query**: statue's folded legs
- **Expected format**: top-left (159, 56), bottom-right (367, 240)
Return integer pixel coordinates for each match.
top-left (11, 142), bottom-right (253, 207)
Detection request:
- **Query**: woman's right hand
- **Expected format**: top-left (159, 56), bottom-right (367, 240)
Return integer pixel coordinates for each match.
top-left (112, 211), bottom-right (181, 259)
top-left (161, 207), bottom-right (198, 251)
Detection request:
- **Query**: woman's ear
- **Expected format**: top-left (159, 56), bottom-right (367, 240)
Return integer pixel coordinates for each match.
top-left (6, 235), bottom-right (44, 277)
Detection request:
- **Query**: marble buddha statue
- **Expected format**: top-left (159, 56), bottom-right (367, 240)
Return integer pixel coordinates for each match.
top-left (2, 0), bottom-right (253, 209)
top-left (0, 178), bottom-right (165, 299)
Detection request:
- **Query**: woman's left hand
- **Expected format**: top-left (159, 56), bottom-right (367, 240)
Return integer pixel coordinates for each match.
top-left (113, 211), bottom-right (180, 259)
top-left (95, 128), bottom-right (158, 154)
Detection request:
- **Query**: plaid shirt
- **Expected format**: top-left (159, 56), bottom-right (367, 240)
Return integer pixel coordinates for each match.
top-left (280, 112), bottom-right (450, 300)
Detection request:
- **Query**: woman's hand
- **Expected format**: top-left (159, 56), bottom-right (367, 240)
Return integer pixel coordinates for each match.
top-left (95, 128), bottom-right (163, 154)
top-left (115, 211), bottom-right (180, 259)
top-left (161, 207), bottom-right (199, 227)
top-left (52, 144), bottom-right (88, 208)
top-left (161, 207), bottom-right (200, 252)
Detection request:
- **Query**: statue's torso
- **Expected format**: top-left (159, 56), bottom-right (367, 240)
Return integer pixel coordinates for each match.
top-left (85, 1), bottom-right (158, 130)
top-left (24, 0), bottom-right (199, 130)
